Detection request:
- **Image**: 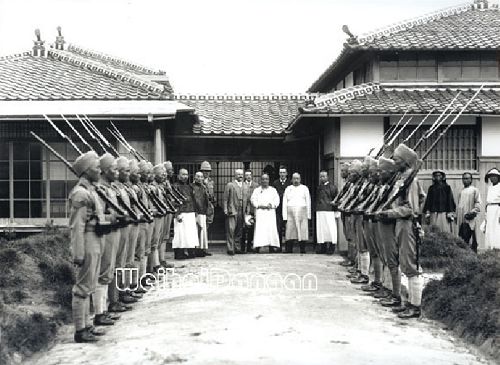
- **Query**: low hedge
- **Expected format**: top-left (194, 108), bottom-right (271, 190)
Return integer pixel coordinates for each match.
top-left (0, 229), bottom-right (74, 365)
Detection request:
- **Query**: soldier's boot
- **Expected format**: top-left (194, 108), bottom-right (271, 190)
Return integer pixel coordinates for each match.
top-left (373, 288), bottom-right (392, 299)
top-left (347, 266), bottom-right (358, 274)
top-left (398, 304), bottom-right (421, 319)
top-left (380, 295), bottom-right (402, 307)
top-left (316, 243), bottom-right (326, 254)
top-left (391, 302), bottom-right (408, 313)
top-left (361, 281), bottom-right (382, 292)
top-left (104, 311), bottom-right (121, 321)
top-left (350, 274), bottom-right (369, 284)
top-left (74, 328), bottom-right (99, 343)
top-left (94, 314), bottom-right (115, 326)
top-left (119, 291), bottom-right (138, 304)
top-left (299, 241), bottom-right (307, 254)
top-left (85, 325), bottom-right (106, 336)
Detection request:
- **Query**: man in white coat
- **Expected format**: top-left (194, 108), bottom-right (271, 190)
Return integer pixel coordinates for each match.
top-left (283, 173), bottom-right (311, 254)
top-left (484, 168), bottom-right (500, 250)
top-left (250, 173), bottom-right (280, 253)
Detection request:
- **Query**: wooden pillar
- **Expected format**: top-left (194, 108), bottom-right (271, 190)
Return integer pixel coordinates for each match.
top-left (153, 121), bottom-right (165, 164)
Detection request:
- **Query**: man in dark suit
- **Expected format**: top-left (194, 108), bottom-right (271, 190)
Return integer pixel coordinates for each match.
top-left (223, 169), bottom-right (245, 255)
top-left (242, 170), bottom-right (259, 253)
top-left (272, 165), bottom-right (292, 252)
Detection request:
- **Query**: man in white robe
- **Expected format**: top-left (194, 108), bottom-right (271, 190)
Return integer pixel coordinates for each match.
top-left (172, 168), bottom-right (199, 260)
top-left (484, 168), bottom-right (500, 250)
top-left (250, 173), bottom-right (280, 253)
top-left (283, 173), bottom-right (311, 254)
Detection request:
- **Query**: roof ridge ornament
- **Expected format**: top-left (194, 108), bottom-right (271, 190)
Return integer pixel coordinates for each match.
top-left (312, 83), bottom-right (381, 108)
top-left (357, 2), bottom-right (474, 45)
top-left (172, 93), bottom-right (318, 101)
top-left (33, 29), bottom-right (46, 57)
top-left (66, 43), bottom-right (166, 76)
top-left (342, 25), bottom-right (358, 45)
top-left (47, 47), bottom-right (166, 95)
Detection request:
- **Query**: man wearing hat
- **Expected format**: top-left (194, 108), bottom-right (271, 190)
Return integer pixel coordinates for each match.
top-left (375, 157), bottom-right (403, 306)
top-left (93, 153), bottom-right (125, 324)
top-left (484, 167), bottom-right (500, 250)
top-left (114, 156), bottom-right (139, 305)
top-left (423, 170), bottom-right (456, 233)
top-left (378, 144), bottom-right (426, 319)
top-left (342, 159), bottom-right (363, 273)
top-left (200, 161), bottom-right (216, 226)
top-left (69, 151), bottom-right (105, 342)
top-left (456, 172), bottom-right (481, 253)
top-left (138, 160), bottom-right (154, 286)
top-left (150, 164), bottom-right (168, 269)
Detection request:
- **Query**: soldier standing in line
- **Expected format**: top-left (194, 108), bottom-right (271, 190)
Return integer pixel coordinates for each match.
top-left (69, 151), bottom-right (105, 343)
top-left (338, 162), bottom-right (354, 266)
top-left (138, 160), bottom-right (154, 286)
top-left (377, 144), bottom-right (426, 319)
top-left (114, 157), bottom-right (139, 305)
top-left (93, 153), bottom-right (125, 325)
top-left (162, 161), bottom-right (176, 263)
top-left (149, 164), bottom-right (167, 269)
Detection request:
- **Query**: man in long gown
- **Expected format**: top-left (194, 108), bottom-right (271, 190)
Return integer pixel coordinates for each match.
top-left (283, 173), bottom-right (311, 254)
top-left (456, 172), bottom-right (481, 252)
top-left (250, 173), bottom-right (280, 253)
top-left (423, 170), bottom-right (456, 233)
top-left (484, 168), bottom-right (500, 250)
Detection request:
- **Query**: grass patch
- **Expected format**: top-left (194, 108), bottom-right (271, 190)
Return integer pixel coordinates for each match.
top-left (419, 225), bottom-right (472, 270)
top-left (0, 229), bottom-right (74, 365)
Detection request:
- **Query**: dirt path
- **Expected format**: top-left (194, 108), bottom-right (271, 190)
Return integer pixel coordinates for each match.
top-left (26, 250), bottom-right (492, 365)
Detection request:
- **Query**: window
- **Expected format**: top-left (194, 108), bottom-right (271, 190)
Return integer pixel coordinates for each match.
top-left (12, 143), bottom-right (45, 218)
top-left (441, 52), bottom-right (499, 81)
top-left (390, 125), bottom-right (477, 171)
top-left (380, 52), bottom-right (437, 81)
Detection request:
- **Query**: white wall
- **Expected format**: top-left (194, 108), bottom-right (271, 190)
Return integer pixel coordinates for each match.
top-left (481, 116), bottom-right (500, 156)
top-left (340, 116), bottom-right (384, 157)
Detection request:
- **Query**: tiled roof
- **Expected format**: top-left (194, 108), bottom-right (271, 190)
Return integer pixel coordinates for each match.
top-left (298, 86), bottom-right (500, 116)
top-left (0, 47), bottom-right (172, 101)
top-left (174, 94), bottom-right (316, 135)
top-left (355, 1), bottom-right (500, 50)
top-left (309, 0), bottom-right (500, 91)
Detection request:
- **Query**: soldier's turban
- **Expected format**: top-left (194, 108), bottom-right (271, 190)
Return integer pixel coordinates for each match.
top-left (340, 162), bottom-right (350, 172)
top-left (153, 164), bottom-right (165, 176)
top-left (138, 160), bottom-right (150, 174)
top-left (116, 156), bottom-right (130, 170)
top-left (393, 144), bottom-right (418, 168)
top-left (164, 160), bottom-right (173, 170)
top-left (378, 157), bottom-right (396, 172)
top-left (99, 153), bottom-right (115, 172)
top-left (348, 159), bottom-right (363, 174)
top-left (129, 159), bottom-right (139, 174)
top-left (368, 158), bottom-right (379, 172)
top-left (363, 156), bottom-right (377, 171)
top-left (73, 151), bottom-right (99, 177)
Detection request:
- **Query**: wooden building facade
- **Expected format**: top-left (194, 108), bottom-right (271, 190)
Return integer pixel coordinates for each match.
top-left (287, 0), bottom-right (500, 249)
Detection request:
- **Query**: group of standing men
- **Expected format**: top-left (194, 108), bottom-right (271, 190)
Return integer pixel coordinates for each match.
top-left (222, 166), bottom-right (339, 256)
top-left (68, 153), bottom-right (217, 343)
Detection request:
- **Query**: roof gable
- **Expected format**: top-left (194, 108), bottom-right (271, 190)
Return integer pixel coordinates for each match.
top-left (0, 42), bottom-right (173, 101)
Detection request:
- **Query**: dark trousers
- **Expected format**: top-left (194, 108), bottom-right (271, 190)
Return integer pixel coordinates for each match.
top-left (459, 224), bottom-right (478, 253)
top-left (276, 210), bottom-right (285, 247)
top-left (242, 225), bottom-right (254, 252)
top-left (226, 212), bottom-right (244, 253)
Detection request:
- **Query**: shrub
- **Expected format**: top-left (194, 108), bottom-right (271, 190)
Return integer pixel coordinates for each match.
top-left (5, 313), bottom-right (57, 353)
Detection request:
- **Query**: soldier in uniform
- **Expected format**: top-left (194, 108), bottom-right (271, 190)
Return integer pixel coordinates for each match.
top-left (93, 153), bottom-right (124, 324)
top-left (149, 164), bottom-right (167, 269)
top-left (69, 151), bottom-right (105, 343)
top-left (338, 162), bottom-right (354, 266)
top-left (162, 161), bottom-right (176, 264)
top-left (114, 156), bottom-right (139, 305)
top-left (138, 160), bottom-right (155, 285)
top-left (378, 144), bottom-right (426, 319)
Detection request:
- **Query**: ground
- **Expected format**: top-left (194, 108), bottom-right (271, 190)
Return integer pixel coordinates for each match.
top-left (26, 248), bottom-right (492, 365)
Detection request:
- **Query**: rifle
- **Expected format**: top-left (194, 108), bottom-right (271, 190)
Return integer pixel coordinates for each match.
top-left (43, 114), bottom-right (82, 154)
top-left (30, 131), bottom-right (132, 230)
top-left (83, 116), bottom-right (120, 156)
top-left (110, 121), bottom-right (147, 160)
top-left (61, 114), bottom-right (94, 152)
top-left (76, 114), bottom-right (107, 154)
top-left (380, 86), bottom-right (484, 212)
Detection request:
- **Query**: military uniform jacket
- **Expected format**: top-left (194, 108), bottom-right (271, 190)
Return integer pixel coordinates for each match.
top-left (69, 177), bottom-right (104, 263)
